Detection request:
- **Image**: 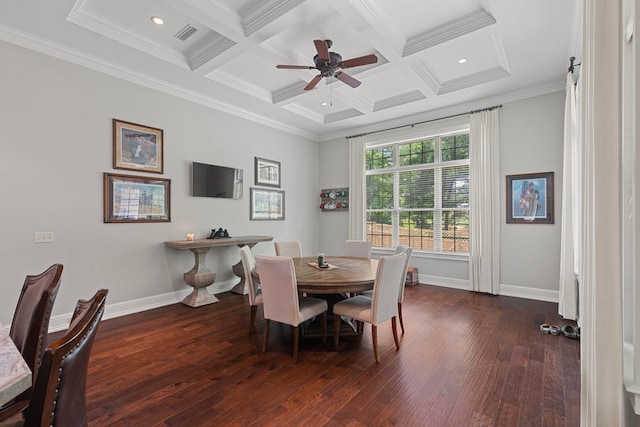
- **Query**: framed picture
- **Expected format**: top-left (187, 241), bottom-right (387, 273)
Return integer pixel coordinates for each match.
top-left (250, 188), bottom-right (285, 220)
top-left (113, 119), bottom-right (164, 174)
top-left (506, 172), bottom-right (554, 224)
top-left (103, 173), bottom-right (171, 223)
top-left (254, 157), bottom-right (281, 187)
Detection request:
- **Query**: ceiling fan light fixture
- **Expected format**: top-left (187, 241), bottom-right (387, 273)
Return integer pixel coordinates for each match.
top-left (151, 16), bottom-right (164, 25)
top-left (277, 39), bottom-right (377, 91)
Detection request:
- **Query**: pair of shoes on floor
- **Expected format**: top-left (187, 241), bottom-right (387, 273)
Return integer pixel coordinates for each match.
top-left (561, 324), bottom-right (580, 339)
top-left (539, 323), bottom-right (580, 339)
top-left (539, 323), bottom-right (561, 335)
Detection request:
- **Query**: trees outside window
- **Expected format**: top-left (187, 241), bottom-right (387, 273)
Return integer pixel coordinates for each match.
top-left (365, 133), bottom-right (470, 253)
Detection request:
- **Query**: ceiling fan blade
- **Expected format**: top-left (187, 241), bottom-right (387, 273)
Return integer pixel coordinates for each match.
top-left (334, 71), bottom-right (361, 88)
top-left (276, 65), bottom-right (315, 69)
top-left (339, 54), bottom-right (378, 68)
top-left (304, 75), bottom-right (323, 91)
top-left (313, 39), bottom-right (330, 62)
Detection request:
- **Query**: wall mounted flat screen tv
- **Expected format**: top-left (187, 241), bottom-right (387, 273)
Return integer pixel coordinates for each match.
top-left (192, 162), bottom-right (243, 199)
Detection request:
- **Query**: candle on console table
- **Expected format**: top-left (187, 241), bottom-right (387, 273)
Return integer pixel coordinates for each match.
top-left (186, 233), bottom-right (195, 241)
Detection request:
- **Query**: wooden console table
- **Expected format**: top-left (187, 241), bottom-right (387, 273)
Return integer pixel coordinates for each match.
top-left (164, 235), bottom-right (273, 307)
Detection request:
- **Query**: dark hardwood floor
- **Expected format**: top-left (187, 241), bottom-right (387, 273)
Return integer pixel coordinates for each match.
top-left (60, 284), bottom-right (580, 426)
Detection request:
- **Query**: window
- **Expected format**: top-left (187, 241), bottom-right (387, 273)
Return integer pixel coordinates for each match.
top-left (365, 132), bottom-right (470, 253)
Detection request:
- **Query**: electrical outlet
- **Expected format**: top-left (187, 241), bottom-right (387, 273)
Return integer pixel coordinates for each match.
top-left (34, 232), bottom-right (54, 243)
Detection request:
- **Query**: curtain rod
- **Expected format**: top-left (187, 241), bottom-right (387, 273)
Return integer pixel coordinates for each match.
top-left (346, 104), bottom-right (503, 140)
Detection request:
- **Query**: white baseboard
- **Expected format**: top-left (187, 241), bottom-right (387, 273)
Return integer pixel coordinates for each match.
top-left (418, 274), bottom-right (559, 303)
top-left (419, 274), bottom-right (470, 290)
top-left (498, 283), bottom-right (559, 303)
top-left (48, 278), bottom-right (239, 333)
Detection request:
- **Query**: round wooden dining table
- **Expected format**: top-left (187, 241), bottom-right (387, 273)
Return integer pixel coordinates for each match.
top-left (291, 256), bottom-right (378, 294)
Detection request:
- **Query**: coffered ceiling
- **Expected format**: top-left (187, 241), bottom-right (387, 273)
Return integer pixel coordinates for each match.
top-left (0, 0), bottom-right (581, 141)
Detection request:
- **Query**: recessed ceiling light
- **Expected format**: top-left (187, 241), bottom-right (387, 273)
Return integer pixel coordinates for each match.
top-left (151, 16), bottom-right (164, 25)
top-left (321, 102), bottom-right (329, 106)
top-left (458, 58), bottom-right (467, 64)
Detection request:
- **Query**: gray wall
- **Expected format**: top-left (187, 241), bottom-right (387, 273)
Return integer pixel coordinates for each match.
top-left (319, 91), bottom-right (565, 300)
top-left (499, 92), bottom-right (564, 298)
top-left (0, 41), bottom-right (319, 326)
top-left (0, 39), bottom-right (565, 329)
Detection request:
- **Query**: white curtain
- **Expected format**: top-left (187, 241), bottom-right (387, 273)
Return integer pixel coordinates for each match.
top-left (348, 135), bottom-right (367, 239)
top-left (468, 109), bottom-right (500, 294)
top-left (558, 72), bottom-right (582, 321)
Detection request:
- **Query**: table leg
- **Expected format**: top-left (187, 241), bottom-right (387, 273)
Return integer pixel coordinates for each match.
top-left (230, 243), bottom-right (257, 295)
top-left (182, 248), bottom-right (218, 307)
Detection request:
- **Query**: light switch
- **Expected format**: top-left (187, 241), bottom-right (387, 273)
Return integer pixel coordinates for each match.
top-left (34, 232), bottom-right (54, 243)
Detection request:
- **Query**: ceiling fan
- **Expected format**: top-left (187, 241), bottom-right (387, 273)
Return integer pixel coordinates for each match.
top-left (276, 39), bottom-right (378, 90)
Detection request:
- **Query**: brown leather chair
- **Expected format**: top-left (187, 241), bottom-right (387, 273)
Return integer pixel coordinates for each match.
top-left (20, 289), bottom-right (108, 427)
top-left (0, 264), bottom-right (63, 421)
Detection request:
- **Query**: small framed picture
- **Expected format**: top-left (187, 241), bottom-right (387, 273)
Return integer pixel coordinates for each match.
top-left (254, 157), bottom-right (281, 187)
top-left (506, 172), bottom-right (554, 224)
top-left (250, 188), bottom-right (285, 220)
top-left (103, 173), bottom-right (171, 223)
top-left (113, 119), bottom-right (164, 174)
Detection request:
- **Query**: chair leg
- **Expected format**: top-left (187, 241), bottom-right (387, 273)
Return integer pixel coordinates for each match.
top-left (398, 302), bottom-right (405, 334)
top-left (333, 314), bottom-right (341, 347)
top-left (320, 312), bottom-right (327, 345)
top-left (293, 325), bottom-right (299, 363)
top-left (372, 324), bottom-right (379, 363)
top-left (249, 305), bottom-right (257, 334)
top-left (391, 316), bottom-right (400, 350)
top-left (263, 319), bottom-right (270, 353)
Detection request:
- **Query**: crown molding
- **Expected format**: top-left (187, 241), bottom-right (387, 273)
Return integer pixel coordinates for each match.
top-left (325, 108), bottom-right (363, 124)
top-left (0, 24), bottom-right (318, 141)
top-left (410, 60), bottom-right (442, 94)
top-left (319, 81), bottom-right (565, 141)
top-left (345, 0), bottom-right (405, 56)
top-left (67, 0), bottom-right (188, 68)
top-left (206, 69), bottom-right (271, 103)
top-left (439, 66), bottom-right (510, 95)
top-left (241, 0), bottom-right (306, 36)
top-left (373, 90), bottom-right (426, 112)
top-left (403, 9), bottom-right (496, 57)
top-left (188, 35), bottom-right (236, 71)
top-left (272, 81), bottom-right (309, 104)
top-left (281, 104), bottom-right (324, 124)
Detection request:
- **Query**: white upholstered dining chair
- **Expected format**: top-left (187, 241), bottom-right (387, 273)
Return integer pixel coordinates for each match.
top-left (343, 240), bottom-right (373, 258)
top-left (361, 245), bottom-right (413, 333)
top-left (333, 252), bottom-right (407, 363)
top-left (254, 255), bottom-right (328, 362)
top-left (394, 245), bottom-right (413, 333)
top-left (274, 240), bottom-right (303, 257)
top-left (239, 246), bottom-right (262, 334)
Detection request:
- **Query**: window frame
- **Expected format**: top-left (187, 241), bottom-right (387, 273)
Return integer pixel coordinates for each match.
top-left (364, 118), bottom-right (470, 255)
